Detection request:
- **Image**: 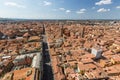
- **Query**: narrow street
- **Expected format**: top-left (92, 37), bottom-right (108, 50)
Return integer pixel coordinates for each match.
top-left (42, 25), bottom-right (54, 80)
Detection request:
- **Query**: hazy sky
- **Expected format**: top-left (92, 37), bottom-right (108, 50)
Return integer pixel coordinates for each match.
top-left (0, 0), bottom-right (120, 19)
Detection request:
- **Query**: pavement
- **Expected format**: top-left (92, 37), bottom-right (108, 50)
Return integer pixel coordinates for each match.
top-left (42, 26), bottom-right (54, 80)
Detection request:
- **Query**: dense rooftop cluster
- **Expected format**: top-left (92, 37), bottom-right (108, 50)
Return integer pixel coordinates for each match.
top-left (0, 21), bottom-right (43, 80)
top-left (0, 20), bottom-right (120, 80)
top-left (45, 21), bottom-right (120, 80)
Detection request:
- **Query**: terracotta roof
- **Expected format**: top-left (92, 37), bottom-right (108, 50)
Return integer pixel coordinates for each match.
top-left (78, 62), bottom-right (96, 71)
top-left (23, 32), bottom-right (31, 37)
top-left (2, 68), bottom-right (37, 80)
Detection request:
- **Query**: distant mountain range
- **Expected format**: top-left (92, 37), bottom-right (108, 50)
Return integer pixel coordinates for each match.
top-left (0, 17), bottom-right (14, 20)
top-left (0, 17), bottom-right (120, 21)
top-left (0, 17), bottom-right (31, 22)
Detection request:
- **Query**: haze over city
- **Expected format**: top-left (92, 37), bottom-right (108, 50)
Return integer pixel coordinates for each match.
top-left (0, 0), bottom-right (120, 19)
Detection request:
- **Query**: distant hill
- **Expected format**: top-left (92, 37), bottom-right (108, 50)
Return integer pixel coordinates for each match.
top-left (0, 17), bottom-right (12, 20)
top-left (0, 17), bottom-right (29, 23)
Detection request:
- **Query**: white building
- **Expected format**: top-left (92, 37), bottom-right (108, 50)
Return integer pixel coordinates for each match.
top-left (31, 52), bottom-right (42, 70)
top-left (91, 46), bottom-right (103, 59)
